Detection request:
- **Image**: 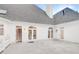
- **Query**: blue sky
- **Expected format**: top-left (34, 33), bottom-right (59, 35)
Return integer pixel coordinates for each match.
top-left (36, 4), bottom-right (79, 14)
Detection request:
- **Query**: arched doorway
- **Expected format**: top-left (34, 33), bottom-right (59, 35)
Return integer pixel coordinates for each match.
top-left (48, 27), bottom-right (53, 39)
top-left (28, 26), bottom-right (37, 40)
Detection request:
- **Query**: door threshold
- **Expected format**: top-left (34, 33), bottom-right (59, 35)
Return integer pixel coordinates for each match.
top-left (28, 41), bottom-right (34, 43)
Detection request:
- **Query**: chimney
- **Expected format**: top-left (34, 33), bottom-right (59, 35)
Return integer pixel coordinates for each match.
top-left (45, 4), bottom-right (53, 18)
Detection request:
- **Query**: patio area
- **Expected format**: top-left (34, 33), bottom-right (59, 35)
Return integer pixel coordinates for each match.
top-left (2, 39), bottom-right (79, 54)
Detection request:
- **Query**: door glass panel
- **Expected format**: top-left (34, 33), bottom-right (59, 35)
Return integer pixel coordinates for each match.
top-left (48, 30), bottom-right (50, 38)
top-left (33, 30), bottom-right (36, 39)
top-left (28, 30), bottom-right (32, 40)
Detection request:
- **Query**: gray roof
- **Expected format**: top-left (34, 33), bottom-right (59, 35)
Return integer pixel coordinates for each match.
top-left (53, 7), bottom-right (79, 25)
top-left (0, 4), bottom-right (53, 24)
top-left (1, 5), bottom-right (78, 25)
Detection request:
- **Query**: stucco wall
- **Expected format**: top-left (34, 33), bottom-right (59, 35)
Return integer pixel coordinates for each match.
top-left (1, 16), bottom-right (79, 52)
top-left (0, 18), bottom-right (54, 52)
top-left (0, 17), bottom-right (11, 52)
top-left (11, 21), bottom-right (54, 42)
top-left (55, 20), bottom-right (79, 43)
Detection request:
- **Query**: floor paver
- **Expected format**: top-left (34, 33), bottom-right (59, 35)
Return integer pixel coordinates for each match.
top-left (2, 40), bottom-right (79, 54)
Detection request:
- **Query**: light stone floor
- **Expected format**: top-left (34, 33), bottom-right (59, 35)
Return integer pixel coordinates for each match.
top-left (2, 40), bottom-right (79, 54)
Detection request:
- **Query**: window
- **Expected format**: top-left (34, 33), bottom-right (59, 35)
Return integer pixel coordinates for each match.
top-left (0, 25), bottom-right (4, 35)
top-left (62, 10), bottom-right (65, 16)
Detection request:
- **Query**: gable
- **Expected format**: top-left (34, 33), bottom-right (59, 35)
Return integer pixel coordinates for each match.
top-left (53, 7), bottom-right (79, 25)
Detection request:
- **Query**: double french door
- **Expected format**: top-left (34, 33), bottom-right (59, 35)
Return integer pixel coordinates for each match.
top-left (28, 27), bottom-right (37, 40)
top-left (28, 29), bottom-right (36, 40)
